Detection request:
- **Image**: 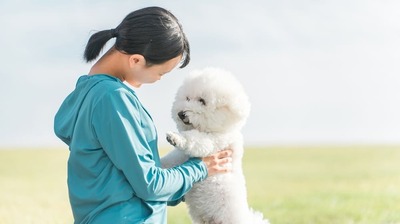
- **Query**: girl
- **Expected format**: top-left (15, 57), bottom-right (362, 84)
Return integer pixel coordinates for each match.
top-left (54, 6), bottom-right (231, 224)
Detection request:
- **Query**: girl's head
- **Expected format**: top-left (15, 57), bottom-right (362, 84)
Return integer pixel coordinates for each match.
top-left (83, 7), bottom-right (190, 68)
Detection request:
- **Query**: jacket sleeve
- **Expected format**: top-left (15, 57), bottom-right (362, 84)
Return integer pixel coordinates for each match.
top-left (91, 88), bottom-right (208, 202)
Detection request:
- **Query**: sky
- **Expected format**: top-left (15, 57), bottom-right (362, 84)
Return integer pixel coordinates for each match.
top-left (0, 0), bottom-right (399, 148)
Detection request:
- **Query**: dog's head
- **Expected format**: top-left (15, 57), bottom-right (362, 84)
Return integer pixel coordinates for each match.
top-left (171, 67), bottom-right (250, 133)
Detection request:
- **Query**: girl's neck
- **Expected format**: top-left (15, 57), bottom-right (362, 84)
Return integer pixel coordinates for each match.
top-left (88, 48), bottom-right (126, 82)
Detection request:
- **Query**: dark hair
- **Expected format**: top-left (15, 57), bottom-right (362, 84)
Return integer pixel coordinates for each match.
top-left (83, 7), bottom-right (190, 68)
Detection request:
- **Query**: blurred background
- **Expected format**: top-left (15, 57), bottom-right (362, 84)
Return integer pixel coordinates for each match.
top-left (0, 0), bottom-right (399, 148)
top-left (1, 1), bottom-right (399, 223)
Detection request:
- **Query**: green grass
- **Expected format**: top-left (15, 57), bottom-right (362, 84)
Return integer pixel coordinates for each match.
top-left (0, 146), bottom-right (399, 224)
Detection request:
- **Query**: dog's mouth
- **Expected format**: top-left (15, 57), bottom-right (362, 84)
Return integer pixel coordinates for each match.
top-left (178, 111), bottom-right (192, 125)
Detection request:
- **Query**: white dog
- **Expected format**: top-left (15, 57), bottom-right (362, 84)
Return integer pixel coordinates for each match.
top-left (161, 68), bottom-right (269, 224)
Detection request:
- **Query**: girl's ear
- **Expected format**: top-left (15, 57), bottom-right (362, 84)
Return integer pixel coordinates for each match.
top-left (128, 54), bottom-right (146, 68)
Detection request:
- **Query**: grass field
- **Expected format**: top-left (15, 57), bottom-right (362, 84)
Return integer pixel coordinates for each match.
top-left (0, 146), bottom-right (399, 224)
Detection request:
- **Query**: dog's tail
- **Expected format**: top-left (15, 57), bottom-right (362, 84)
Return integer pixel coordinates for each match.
top-left (249, 208), bottom-right (270, 224)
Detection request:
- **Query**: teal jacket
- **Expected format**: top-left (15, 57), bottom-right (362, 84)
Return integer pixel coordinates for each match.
top-left (54, 75), bottom-right (207, 224)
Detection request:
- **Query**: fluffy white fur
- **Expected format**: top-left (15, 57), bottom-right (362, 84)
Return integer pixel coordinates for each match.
top-left (161, 68), bottom-right (269, 224)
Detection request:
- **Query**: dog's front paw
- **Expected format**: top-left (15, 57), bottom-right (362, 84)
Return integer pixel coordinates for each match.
top-left (166, 131), bottom-right (186, 148)
top-left (166, 132), bottom-right (177, 146)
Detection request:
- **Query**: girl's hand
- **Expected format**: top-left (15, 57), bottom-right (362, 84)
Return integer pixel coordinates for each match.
top-left (201, 149), bottom-right (233, 176)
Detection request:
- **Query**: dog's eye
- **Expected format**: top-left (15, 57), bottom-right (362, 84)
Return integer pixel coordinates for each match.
top-left (198, 98), bottom-right (206, 106)
top-left (186, 97), bottom-right (190, 101)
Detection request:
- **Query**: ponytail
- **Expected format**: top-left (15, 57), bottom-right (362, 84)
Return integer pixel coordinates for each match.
top-left (83, 29), bottom-right (117, 62)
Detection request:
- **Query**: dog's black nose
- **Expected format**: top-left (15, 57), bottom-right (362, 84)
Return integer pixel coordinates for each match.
top-left (178, 111), bottom-right (186, 120)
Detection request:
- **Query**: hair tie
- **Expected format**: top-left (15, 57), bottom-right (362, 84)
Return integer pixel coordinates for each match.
top-left (110, 29), bottom-right (118, 38)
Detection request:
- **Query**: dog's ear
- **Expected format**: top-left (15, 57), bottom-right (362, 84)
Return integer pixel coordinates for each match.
top-left (225, 94), bottom-right (251, 123)
top-left (234, 103), bottom-right (251, 121)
